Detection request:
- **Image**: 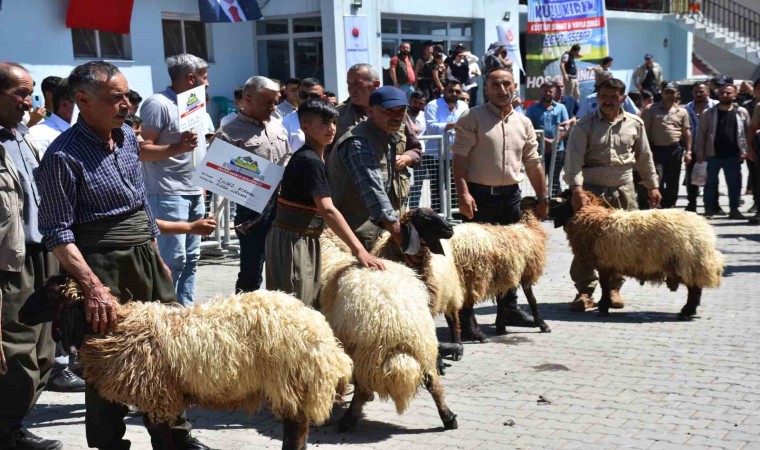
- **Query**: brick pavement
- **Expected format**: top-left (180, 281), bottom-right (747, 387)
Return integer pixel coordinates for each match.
top-left (26, 193), bottom-right (760, 449)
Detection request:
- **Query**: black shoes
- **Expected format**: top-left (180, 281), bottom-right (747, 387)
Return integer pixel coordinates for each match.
top-left (47, 367), bottom-right (85, 393)
top-left (68, 349), bottom-right (83, 378)
top-left (9, 428), bottom-right (62, 450)
top-left (178, 435), bottom-right (214, 450)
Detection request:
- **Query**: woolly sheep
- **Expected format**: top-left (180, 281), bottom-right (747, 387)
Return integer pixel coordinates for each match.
top-left (554, 192), bottom-right (724, 318)
top-left (20, 276), bottom-right (353, 450)
top-left (318, 235), bottom-right (458, 432)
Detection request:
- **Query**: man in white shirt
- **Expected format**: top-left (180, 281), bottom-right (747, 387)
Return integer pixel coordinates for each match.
top-left (29, 78), bottom-right (73, 156)
top-left (576, 70), bottom-right (639, 119)
top-left (272, 77), bottom-right (300, 120)
top-left (220, 86), bottom-right (243, 128)
top-left (282, 78), bottom-right (325, 151)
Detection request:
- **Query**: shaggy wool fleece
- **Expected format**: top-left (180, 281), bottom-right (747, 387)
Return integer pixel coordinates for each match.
top-left (319, 236), bottom-right (439, 414)
top-left (565, 206), bottom-right (724, 288)
top-left (448, 212), bottom-right (548, 307)
top-left (72, 286), bottom-right (352, 425)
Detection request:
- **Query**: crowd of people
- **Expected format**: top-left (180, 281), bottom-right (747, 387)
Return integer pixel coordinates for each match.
top-left (1, 39), bottom-right (759, 450)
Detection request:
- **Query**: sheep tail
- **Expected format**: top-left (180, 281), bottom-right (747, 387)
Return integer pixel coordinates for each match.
top-left (382, 352), bottom-right (423, 414)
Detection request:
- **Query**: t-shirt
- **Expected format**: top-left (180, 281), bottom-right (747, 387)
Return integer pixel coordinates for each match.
top-left (561, 53), bottom-right (577, 76)
top-left (715, 109), bottom-right (740, 158)
top-left (279, 146), bottom-right (330, 207)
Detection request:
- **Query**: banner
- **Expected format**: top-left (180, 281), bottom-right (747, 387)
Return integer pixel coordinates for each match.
top-left (192, 139), bottom-right (285, 213)
top-left (496, 21), bottom-right (525, 75)
top-left (198, 0), bottom-right (262, 23)
top-left (177, 85), bottom-right (207, 133)
top-left (344, 16), bottom-right (369, 69)
top-left (525, 0), bottom-right (609, 101)
top-left (66, 0), bottom-right (135, 34)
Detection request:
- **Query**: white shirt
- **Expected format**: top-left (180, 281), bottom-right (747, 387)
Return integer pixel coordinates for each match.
top-left (282, 111), bottom-right (305, 151)
top-left (424, 97), bottom-right (469, 156)
top-left (220, 0), bottom-right (247, 22)
top-left (273, 101), bottom-right (297, 121)
top-left (409, 110), bottom-right (426, 153)
top-left (220, 111), bottom-right (237, 128)
top-left (29, 113), bottom-right (71, 156)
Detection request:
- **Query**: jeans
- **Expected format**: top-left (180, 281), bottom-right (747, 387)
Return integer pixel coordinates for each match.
top-left (148, 194), bottom-right (204, 306)
top-left (234, 205), bottom-right (275, 293)
top-left (652, 145), bottom-right (683, 208)
top-left (704, 156), bottom-right (742, 211)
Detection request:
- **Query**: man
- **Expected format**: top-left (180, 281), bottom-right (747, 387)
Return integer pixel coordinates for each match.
top-left (410, 79), bottom-right (469, 209)
top-left (327, 86), bottom-right (410, 251)
top-left (560, 44), bottom-right (582, 100)
top-left (127, 89), bottom-right (142, 115)
top-left (695, 83), bottom-right (750, 219)
top-left (744, 79), bottom-right (760, 217)
top-left (29, 79), bottom-right (74, 156)
top-left (282, 78), bottom-right (324, 151)
top-left (0, 62), bottom-right (62, 450)
top-left (553, 79), bottom-right (578, 118)
top-left (25, 76), bottom-right (59, 128)
top-left (576, 71), bottom-right (639, 119)
top-left (215, 76), bottom-right (291, 293)
top-left (389, 42), bottom-right (416, 98)
top-left (198, 0), bottom-right (262, 22)
top-left (588, 56), bottom-right (614, 79)
top-left (526, 81), bottom-right (569, 197)
top-left (219, 86), bottom-right (244, 128)
top-left (684, 82), bottom-right (718, 212)
top-left (642, 82), bottom-right (691, 209)
top-left (564, 78), bottom-right (661, 312)
top-left (452, 68), bottom-right (549, 340)
top-left (633, 53), bottom-right (664, 96)
top-left (324, 91), bottom-right (339, 106)
top-left (748, 79), bottom-right (760, 224)
top-left (272, 77), bottom-right (300, 120)
top-left (36, 61), bottom-right (210, 450)
top-left (640, 89), bottom-right (654, 113)
top-left (140, 54), bottom-right (210, 306)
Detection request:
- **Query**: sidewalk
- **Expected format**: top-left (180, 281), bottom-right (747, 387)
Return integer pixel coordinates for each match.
top-left (28, 191), bottom-right (760, 449)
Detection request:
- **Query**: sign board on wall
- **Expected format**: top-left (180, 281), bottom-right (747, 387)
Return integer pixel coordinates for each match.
top-left (344, 15), bottom-right (369, 69)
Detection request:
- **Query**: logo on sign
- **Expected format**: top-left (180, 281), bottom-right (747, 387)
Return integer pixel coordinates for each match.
top-left (507, 30), bottom-right (514, 42)
top-left (352, 27), bottom-right (360, 38)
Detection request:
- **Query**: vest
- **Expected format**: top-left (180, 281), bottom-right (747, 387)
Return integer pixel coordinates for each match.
top-left (394, 53), bottom-right (412, 85)
top-left (564, 53), bottom-right (577, 76)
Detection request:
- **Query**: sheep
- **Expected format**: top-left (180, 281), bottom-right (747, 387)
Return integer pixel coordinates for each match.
top-left (318, 234), bottom-right (458, 432)
top-left (19, 276), bottom-right (353, 450)
top-left (553, 191), bottom-right (724, 318)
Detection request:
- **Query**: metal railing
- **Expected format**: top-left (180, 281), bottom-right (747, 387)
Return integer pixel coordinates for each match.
top-left (672, 0), bottom-right (759, 49)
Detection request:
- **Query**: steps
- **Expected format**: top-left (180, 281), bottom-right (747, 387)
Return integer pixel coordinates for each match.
top-left (670, 14), bottom-right (760, 66)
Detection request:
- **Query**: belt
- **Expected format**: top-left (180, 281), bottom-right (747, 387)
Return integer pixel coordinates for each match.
top-left (272, 221), bottom-right (324, 237)
top-left (567, 75), bottom-right (577, 79)
top-left (468, 182), bottom-right (519, 195)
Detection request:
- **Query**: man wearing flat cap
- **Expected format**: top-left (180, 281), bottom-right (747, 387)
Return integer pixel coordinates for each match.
top-left (328, 86), bottom-right (409, 250)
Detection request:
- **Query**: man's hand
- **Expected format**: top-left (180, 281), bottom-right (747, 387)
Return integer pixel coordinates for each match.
top-left (571, 189), bottom-right (590, 212)
top-left (27, 105), bottom-right (47, 127)
top-left (648, 188), bottom-right (662, 208)
top-left (684, 152), bottom-right (693, 165)
top-left (445, 122), bottom-right (457, 130)
top-left (178, 131), bottom-right (199, 153)
top-left (384, 220), bottom-right (403, 247)
top-left (355, 250), bottom-right (386, 270)
top-left (533, 200), bottom-right (549, 220)
top-left (394, 154), bottom-right (413, 170)
top-left (83, 285), bottom-right (118, 335)
top-left (459, 192), bottom-right (478, 219)
top-left (563, 75), bottom-right (570, 83)
top-left (189, 216), bottom-right (217, 235)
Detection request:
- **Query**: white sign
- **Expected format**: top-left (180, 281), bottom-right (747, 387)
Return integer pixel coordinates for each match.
top-left (192, 138), bottom-right (285, 213)
top-left (344, 15), bottom-right (369, 69)
top-left (496, 21), bottom-right (525, 76)
top-left (177, 85), bottom-right (207, 133)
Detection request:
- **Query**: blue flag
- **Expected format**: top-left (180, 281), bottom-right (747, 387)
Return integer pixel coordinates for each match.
top-left (198, 0), bottom-right (262, 23)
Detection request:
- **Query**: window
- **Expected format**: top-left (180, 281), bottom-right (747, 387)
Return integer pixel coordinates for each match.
top-left (72, 28), bottom-right (131, 60)
top-left (162, 18), bottom-right (211, 61)
top-left (257, 40), bottom-right (290, 83)
top-left (294, 38), bottom-right (324, 81)
top-left (255, 16), bottom-right (323, 81)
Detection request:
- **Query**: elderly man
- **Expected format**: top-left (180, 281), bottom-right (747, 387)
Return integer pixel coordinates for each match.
top-left (216, 76), bottom-right (291, 293)
top-left (0, 62), bottom-right (62, 450)
top-left (452, 68), bottom-right (549, 340)
top-left (633, 53), bottom-right (664, 96)
top-left (642, 82), bottom-right (691, 209)
top-left (37, 61), bottom-right (210, 450)
top-left (564, 78), bottom-right (661, 312)
top-left (140, 54), bottom-right (210, 306)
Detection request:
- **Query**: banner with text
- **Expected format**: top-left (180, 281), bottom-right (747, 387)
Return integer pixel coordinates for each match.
top-left (344, 15), bottom-right (369, 69)
top-left (526, 0), bottom-right (608, 101)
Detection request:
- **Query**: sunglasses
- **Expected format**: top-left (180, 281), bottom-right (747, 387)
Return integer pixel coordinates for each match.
top-left (298, 92), bottom-right (322, 100)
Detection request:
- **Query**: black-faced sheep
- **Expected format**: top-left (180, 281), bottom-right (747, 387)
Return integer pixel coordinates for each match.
top-left (19, 276), bottom-right (353, 450)
top-left (553, 192), bottom-right (724, 318)
top-left (318, 235), bottom-right (458, 432)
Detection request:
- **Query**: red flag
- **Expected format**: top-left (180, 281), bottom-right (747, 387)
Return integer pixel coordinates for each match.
top-left (66, 0), bottom-right (135, 34)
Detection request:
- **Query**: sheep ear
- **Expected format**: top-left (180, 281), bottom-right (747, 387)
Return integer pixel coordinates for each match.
top-left (18, 288), bottom-right (57, 326)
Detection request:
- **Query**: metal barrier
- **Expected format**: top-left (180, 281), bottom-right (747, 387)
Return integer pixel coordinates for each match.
top-left (201, 194), bottom-right (238, 255)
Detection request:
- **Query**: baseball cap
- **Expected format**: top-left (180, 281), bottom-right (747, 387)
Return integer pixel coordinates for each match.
top-left (369, 86), bottom-right (409, 109)
top-left (406, 208), bottom-right (454, 255)
top-left (644, 53), bottom-right (654, 60)
top-left (663, 82), bottom-right (677, 92)
top-left (714, 75), bottom-right (733, 86)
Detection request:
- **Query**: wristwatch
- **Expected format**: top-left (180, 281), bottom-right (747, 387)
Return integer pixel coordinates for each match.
top-left (536, 195), bottom-right (549, 203)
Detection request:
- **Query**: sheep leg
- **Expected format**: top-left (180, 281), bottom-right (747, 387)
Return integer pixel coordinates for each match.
top-left (679, 286), bottom-right (702, 320)
top-left (522, 284), bottom-right (551, 333)
top-left (445, 311), bottom-right (462, 344)
top-left (282, 416), bottom-right (309, 450)
top-left (424, 372), bottom-right (458, 430)
top-left (335, 383), bottom-right (373, 432)
top-left (597, 271), bottom-right (612, 317)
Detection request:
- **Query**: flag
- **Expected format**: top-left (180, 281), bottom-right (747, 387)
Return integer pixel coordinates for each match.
top-left (66, 0), bottom-right (135, 34)
top-left (198, 0), bottom-right (263, 23)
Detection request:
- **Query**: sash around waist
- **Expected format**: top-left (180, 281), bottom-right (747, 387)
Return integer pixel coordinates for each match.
top-left (581, 166), bottom-right (634, 188)
top-left (72, 208), bottom-right (153, 248)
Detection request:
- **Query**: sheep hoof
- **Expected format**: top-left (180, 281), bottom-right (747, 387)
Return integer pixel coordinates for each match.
top-left (678, 308), bottom-right (698, 321)
top-left (438, 342), bottom-right (464, 361)
top-left (335, 414), bottom-right (358, 433)
top-left (441, 411), bottom-right (458, 430)
top-left (539, 323), bottom-right (551, 333)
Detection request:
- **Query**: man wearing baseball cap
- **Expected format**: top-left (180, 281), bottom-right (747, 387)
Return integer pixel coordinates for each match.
top-left (327, 86), bottom-right (409, 250)
top-left (633, 53), bottom-right (663, 95)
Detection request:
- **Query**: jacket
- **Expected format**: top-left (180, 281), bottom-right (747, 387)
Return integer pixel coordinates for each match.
top-left (0, 142), bottom-right (25, 272)
top-left (694, 104), bottom-right (749, 160)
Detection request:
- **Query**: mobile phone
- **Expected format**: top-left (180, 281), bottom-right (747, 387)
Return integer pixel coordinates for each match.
top-left (32, 95), bottom-right (42, 108)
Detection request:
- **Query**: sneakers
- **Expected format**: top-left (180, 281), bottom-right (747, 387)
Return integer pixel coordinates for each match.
top-left (47, 367), bottom-right (85, 393)
top-left (11, 428), bottom-right (62, 450)
top-left (715, 207), bottom-right (727, 216)
top-left (685, 203), bottom-right (697, 212)
top-left (704, 209), bottom-right (716, 219)
top-left (728, 209), bottom-right (745, 220)
top-left (570, 293), bottom-right (596, 312)
top-left (609, 290), bottom-right (626, 309)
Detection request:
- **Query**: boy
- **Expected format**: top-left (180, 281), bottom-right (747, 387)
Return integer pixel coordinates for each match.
top-left (265, 99), bottom-right (384, 306)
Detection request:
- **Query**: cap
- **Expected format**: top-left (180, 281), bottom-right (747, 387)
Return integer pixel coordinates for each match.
top-left (663, 82), bottom-right (677, 92)
top-left (369, 86), bottom-right (410, 109)
top-left (571, 44), bottom-right (581, 52)
top-left (644, 53), bottom-right (654, 60)
top-left (714, 75), bottom-right (733, 86)
top-left (407, 208), bottom-right (453, 255)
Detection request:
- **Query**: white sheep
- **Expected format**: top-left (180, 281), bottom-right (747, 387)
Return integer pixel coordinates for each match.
top-left (20, 276), bottom-right (353, 450)
top-left (318, 235), bottom-right (458, 432)
top-left (554, 192), bottom-right (724, 318)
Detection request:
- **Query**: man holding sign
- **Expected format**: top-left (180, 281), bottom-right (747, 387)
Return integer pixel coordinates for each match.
top-left (140, 54), bottom-right (210, 306)
top-left (215, 76), bottom-right (291, 293)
